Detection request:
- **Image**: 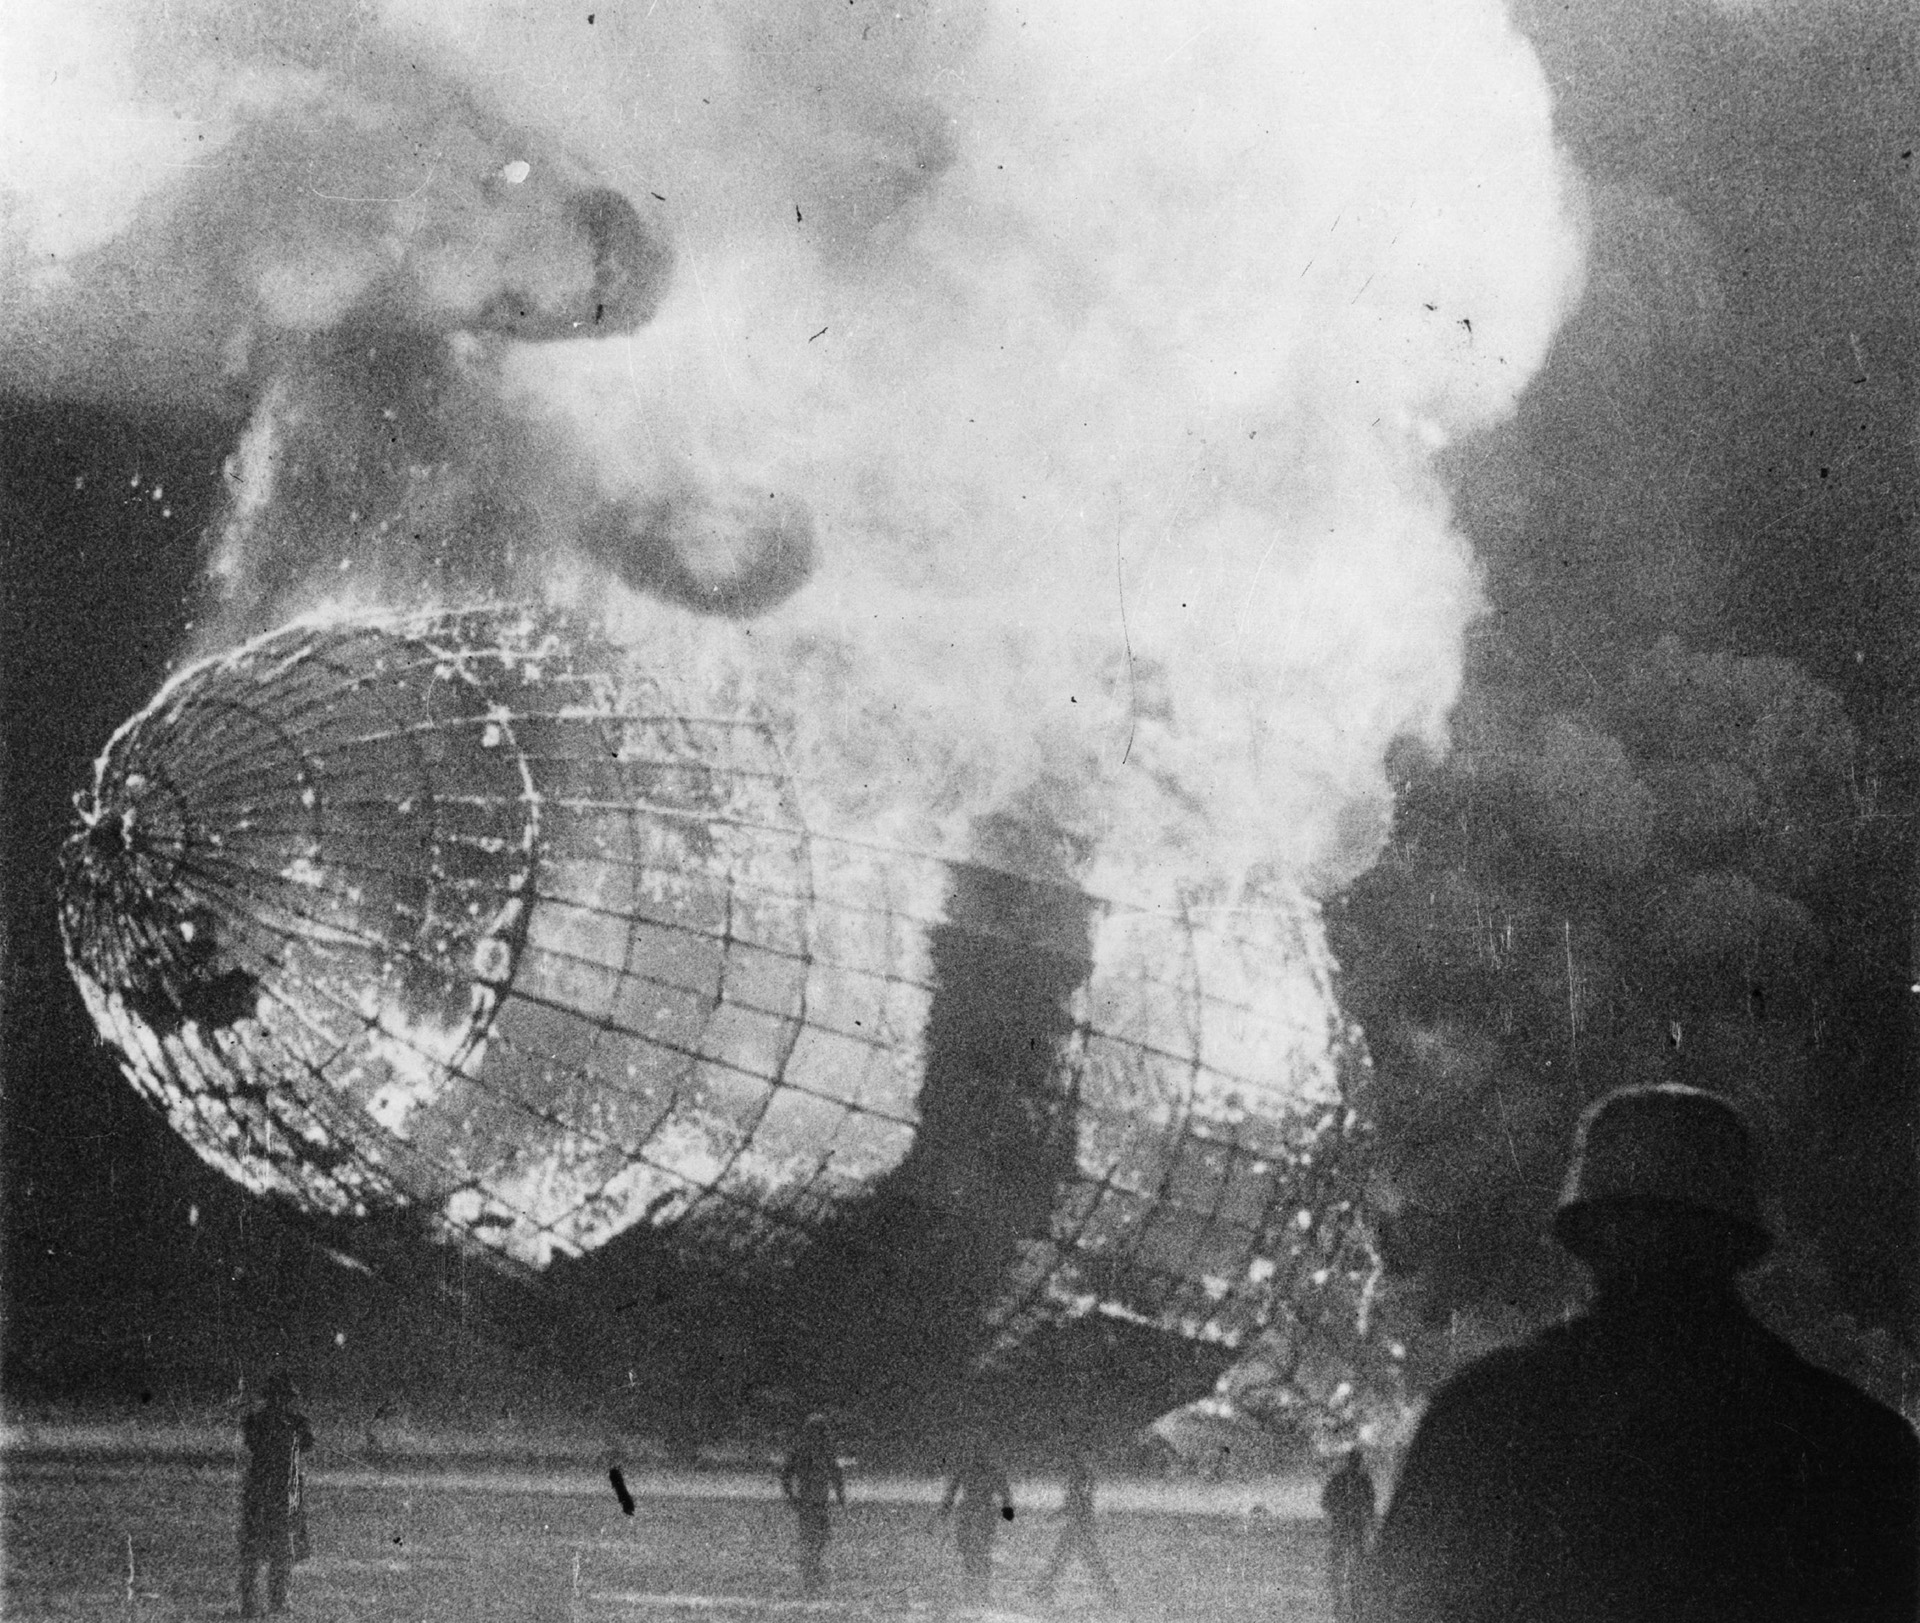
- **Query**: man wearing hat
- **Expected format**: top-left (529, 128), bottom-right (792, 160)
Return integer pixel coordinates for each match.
top-left (239, 1372), bottom-right (314, 1617)
top-left (1365, 1084), bottom-right (1917, 1622)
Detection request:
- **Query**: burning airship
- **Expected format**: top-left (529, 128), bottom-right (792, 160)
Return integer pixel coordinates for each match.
top-left (60, 604), bottom-right (1375, 1427)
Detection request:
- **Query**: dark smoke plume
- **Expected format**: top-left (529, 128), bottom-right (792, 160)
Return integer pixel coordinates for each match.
top-left (1333, 0), bottom-right (1917, 1398)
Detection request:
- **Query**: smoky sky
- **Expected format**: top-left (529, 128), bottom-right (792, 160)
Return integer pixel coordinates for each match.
top-left (2, 0), bottom-right (1915, 1411)
top-left (1331, 0), bottom-right (1917, 1363)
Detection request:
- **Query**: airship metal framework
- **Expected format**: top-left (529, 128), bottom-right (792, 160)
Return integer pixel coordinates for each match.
top-left (61, 605), bottom-right (1375, 1372)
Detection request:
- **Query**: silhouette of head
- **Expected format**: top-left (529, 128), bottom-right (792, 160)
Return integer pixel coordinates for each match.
top-left (262, 1371), bottom-right (299, 1406)
top-left (1553, 1084), bottom-right (1771, 1285)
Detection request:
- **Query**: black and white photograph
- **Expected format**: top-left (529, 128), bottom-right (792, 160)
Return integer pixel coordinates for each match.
top-left (2, 1), bottom-right (1914, 1618)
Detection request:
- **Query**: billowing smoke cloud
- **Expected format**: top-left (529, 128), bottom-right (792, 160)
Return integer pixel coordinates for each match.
top-left (1333, 0), bottom-right (1917, 1378)
top-left (1336, 634), bottom-right (1901, 1383)
top-left (3, 0), bottom-right (1580, 913)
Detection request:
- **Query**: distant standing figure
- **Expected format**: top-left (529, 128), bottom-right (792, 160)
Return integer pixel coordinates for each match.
top-left (239, 1373), bottom-right (314, 1617)
top-left (1367, 1084), bottom-right (1920, 1622)
top-left (940, 1442), bottom-right (1014, 1605)
top-left (1032, 1448), bottom-right (1121, 1607)
top-left (1319, 1447), bottom-right (1375, 1623)
top-left (779, 1412), bottom-right (846, 1596)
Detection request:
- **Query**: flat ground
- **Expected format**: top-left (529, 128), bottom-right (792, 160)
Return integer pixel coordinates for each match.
top-left (2, 1459), bottom-right (1336, 1623)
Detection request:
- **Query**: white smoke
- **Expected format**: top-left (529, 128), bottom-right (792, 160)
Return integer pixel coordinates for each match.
top-left (2, 0), bottom-right (1583, 904)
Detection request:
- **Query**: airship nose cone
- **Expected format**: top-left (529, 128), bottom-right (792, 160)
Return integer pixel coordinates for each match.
top-left (61, 765), bottom-right (252, 1037)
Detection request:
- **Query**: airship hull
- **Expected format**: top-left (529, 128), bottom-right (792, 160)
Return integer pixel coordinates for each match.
top-left (60, 606), bottom-right (1374, 1420)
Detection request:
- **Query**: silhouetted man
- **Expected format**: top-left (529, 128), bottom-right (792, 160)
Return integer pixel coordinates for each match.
top-left (939, 1440), bottom-right (1014, 1606)
top-left (1367, 1084), bottom-right (1918, 1623)
top-left (1320, 1447), bottom-right (1376, 1623)
top-left (239, 1372), bottom-right (313, 1617)
top-left (778, 1412), bottom-right (846, 1596)
top-left (1031, 1448), bottom-right (1121, 1607)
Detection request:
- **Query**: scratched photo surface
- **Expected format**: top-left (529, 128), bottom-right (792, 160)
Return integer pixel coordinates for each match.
top-left (2, 0), bottom-right (1912, 1619)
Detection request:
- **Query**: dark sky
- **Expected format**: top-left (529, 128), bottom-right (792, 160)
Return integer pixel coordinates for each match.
top-left (3, 0), bottom-right (1915, 1410)
top-left (1333, 0), bottom-right (1917, 1346)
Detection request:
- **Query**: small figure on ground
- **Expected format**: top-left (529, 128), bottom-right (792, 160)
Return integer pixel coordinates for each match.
top-left (1319, 1446), bottom-right (1375, 1623)
top-left (779, 1412), bottom-right (846, 1597)
top-left (238, 1372), bottom-right (314, 1617)
top-left (1367, 1084), bottom-right (1919, 1622)
top-left (939, 1440), bottom-right (1014, 1607)
top-left (1031, 1447), bottom-right (1122, 1609)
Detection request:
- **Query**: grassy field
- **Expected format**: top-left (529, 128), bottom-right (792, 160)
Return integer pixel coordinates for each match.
top-left (2, 1457), bottom-right (1338, 1622)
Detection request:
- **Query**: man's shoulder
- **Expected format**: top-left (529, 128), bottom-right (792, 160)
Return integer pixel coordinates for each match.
top-left (1425, 1330), bottom-right (1575, 1410)
top-left (1427, 1305), bottom-right (1918, 1458)
top-left (1752, 1329), bottom-right (1919, 1453)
